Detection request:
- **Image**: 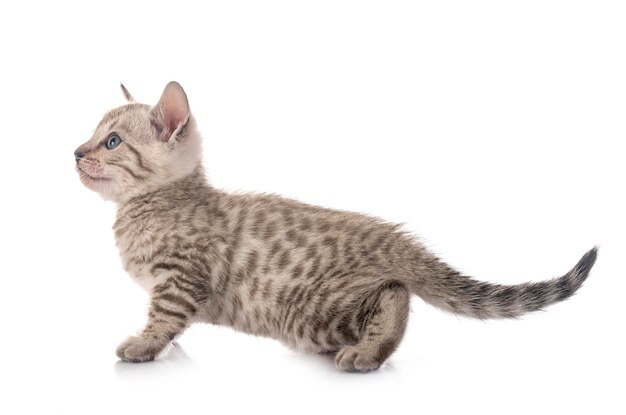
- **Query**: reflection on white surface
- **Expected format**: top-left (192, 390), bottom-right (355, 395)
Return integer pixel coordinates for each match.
top-left (281, 349), bottom-right (399, 376)
top-left (114, 342), bottom-right (193, 379)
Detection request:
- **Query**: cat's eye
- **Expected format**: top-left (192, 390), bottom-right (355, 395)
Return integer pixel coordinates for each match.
top-left (105, 134), bottom-right (122, 150)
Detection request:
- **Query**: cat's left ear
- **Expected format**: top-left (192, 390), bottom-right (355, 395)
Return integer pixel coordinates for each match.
top-left (120, 83), bottom-right (134, 102)
top-left (150, 81), bottom-right (190, 143)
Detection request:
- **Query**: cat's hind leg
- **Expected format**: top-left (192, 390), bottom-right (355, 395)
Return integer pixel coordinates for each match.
top-left (335, 281), bottom-right (409, 372)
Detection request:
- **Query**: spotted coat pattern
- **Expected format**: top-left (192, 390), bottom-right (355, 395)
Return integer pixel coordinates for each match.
top-left (77, 82), bottom-right (598, 371)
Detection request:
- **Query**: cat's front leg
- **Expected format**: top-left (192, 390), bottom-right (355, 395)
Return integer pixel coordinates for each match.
top-left (116, 277), bottom-right (201, 362)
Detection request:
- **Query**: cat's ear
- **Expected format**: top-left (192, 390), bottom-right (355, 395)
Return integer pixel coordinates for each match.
top-left (150, 81), bottom-right (190, 143)
top-left (120, 83), bottom-right (134, 102)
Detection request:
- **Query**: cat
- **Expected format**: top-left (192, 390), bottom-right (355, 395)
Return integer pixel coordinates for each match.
top-left (74, 81), bottom-right (597, 372)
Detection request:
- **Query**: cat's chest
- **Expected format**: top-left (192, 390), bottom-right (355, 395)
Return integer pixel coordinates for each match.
top-left (114, 217), bottom-right (174, 292)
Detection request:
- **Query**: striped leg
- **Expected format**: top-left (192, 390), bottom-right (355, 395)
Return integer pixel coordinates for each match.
top-left (335, 282), bottom-right (409, 372)
top-left (116, 277), bottom-right (200, 362)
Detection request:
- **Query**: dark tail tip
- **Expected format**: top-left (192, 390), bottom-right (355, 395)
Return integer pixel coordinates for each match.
top-left (573, 246), bottom-right (598, 284)
top-left (553, 247), bottom-right (598, 303)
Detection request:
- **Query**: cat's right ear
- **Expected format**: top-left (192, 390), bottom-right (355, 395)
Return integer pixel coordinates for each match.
top-left (120, 83), bottom-right (135, 102)
top-left (150, 81), bottom-right (190, 144)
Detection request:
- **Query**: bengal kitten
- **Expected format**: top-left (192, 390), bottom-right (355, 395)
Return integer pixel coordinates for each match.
top-left (75, 82), bottom-right (597, 372)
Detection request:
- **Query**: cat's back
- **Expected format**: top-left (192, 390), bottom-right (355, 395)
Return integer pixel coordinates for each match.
top-left (221, 190), bottom-right (416, 269)
top-left (223, 191), bottom-right (400, 235)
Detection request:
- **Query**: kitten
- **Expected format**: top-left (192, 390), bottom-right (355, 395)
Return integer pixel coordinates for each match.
top-left (75, 82), bottom-right (597, 372)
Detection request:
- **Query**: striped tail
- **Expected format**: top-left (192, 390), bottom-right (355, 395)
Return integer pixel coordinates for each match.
top-left (413, 247), bottom-right (598, 319)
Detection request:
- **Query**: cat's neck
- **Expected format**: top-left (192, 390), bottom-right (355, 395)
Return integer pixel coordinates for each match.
top-left (116, 164), bottom-right (214, 211)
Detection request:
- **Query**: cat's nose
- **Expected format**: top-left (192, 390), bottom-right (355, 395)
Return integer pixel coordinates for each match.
top-left (74, 149), bottom-right (84, 163)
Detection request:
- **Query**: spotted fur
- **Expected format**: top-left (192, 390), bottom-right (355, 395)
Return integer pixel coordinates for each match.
top-left (76, 82), bottom-right (598, 371)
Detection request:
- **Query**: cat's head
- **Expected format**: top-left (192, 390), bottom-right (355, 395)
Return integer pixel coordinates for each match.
top-left (74, 82), bottom-right (202, 203)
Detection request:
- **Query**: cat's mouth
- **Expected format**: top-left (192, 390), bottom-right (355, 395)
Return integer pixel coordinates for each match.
top-left (76, 165), bottom-right (111, 185)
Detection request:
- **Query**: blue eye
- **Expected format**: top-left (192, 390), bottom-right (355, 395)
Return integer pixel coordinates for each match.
top-left (105, 134), bottom-right (122, 150)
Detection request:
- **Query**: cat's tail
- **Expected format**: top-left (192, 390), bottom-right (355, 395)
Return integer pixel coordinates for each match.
top-left (411, 247), bottom-right (598, 319)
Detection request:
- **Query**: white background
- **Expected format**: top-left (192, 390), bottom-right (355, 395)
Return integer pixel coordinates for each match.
top-left (1, 1), bottom-right (624, 414)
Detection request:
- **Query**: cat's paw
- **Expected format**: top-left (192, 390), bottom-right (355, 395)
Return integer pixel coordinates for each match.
top-left (335, 346), bottom-right (381, 373)
top-left (116, 335), bottom-right (168, 363)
